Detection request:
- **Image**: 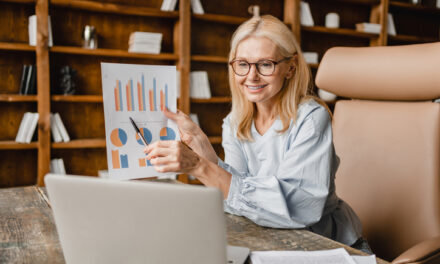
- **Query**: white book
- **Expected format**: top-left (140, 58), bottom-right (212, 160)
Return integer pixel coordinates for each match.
top-left (50, 113), bottom-right (62, 143)
top-left (160, 0), bottom-right (171, 11)
top-left (129, 32), bottom-right (163, 44)
top-left (437, 0), bottom-right (440, 8)
top-left (303, 52), bottom-right (319, 64)
top-left (54, 113), bottom-right (70, 142)
top-left (57, 158), bottom-right (66, 174)
top-left (191, 0), bottom-right (204, 14)
top-left (387, 13), bottom-right (397, 36)
top-left (190, 71), bottom-right (211, 99)
top-left (15, 112), bottom-right (32, 143)
top-left (128, 46), bottom-right (161, 54)
top-left (50, 159), bottom-right (57, 173)
top-left (28, 15), bottom-right (53, 47)
top-left (300, 2), bottom-right (314, 27)
top-left (25, 113), bottom-right (39, 143)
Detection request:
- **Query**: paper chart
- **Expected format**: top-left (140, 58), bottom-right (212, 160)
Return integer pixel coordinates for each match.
top-left (101, 63), bottom-right (179, 180)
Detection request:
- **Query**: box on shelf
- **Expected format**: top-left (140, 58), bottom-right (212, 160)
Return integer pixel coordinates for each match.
top-left (128, 32), bottom-right (163, 54)
top-left (303, 52), bottom-right (319, 64)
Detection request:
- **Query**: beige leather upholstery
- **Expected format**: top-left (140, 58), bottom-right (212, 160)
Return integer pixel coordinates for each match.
top-left (392, 236), bottom-right (440, 264)
top-left (316, 43), bottom-right (440, 262)
top-left (316, 43), bottom-right (440, 101)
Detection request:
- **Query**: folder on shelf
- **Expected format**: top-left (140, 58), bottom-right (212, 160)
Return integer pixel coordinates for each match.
top-left (28, 15), bottom-right (53, 47)
top-left (190, 71), bottom-right (211, 99)
top-left (19, 65), bottom-right (30, 95)
top-left (15, 112), bottom-right (39, 143)
top-left (355, 23), bottom-right (381, 34)
top-left (300, 2), bottom-right (314, 27)
top-left (191, 0), bottom-right (204, 14)
top-left (50, 158), bottom-right (66, 174)
top-left (160, 0), bottom-right (177, 11)
top-left (50, 113), bottom-right (63, 143)
top-left (387, 13), bottom-right (397, 36)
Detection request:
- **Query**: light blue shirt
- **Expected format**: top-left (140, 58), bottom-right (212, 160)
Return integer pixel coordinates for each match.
top-left (219, 99), bottom-right (362, 246)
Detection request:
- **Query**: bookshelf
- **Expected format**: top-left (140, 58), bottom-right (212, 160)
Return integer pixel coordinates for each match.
top-left (0, 0), bottom-right (438, 187)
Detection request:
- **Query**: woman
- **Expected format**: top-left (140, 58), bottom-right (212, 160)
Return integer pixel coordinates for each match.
top-left (144, 15), bottom-right (371, 253)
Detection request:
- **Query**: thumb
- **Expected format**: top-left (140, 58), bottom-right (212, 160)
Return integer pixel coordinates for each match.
top-left (163, 107), bottom-right (179, 121)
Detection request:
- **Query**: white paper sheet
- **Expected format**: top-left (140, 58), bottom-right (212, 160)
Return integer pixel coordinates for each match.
top-left (101, 63), bottom-right (179, 180)
top-left (250, 248), bottom-right (367, 264)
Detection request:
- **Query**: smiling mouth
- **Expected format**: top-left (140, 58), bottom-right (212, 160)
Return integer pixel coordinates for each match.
top-left (246, 84), bottom-right (267, 90)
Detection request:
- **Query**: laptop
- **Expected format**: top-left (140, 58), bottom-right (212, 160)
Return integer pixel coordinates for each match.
top-left (45, 174), bottom-right (249, 264)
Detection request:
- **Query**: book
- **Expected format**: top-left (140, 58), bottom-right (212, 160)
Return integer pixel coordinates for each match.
top-left (190, 71), bottom-right (211, 99)
top-left (19, 65), bottom-right (30, 95)
top-left (387, 13), bottom-right (397, 36)
top-left (29, 65), bottom-right (37, 95)
top-left (50, 158), bottom-right (66, 174)
top-left (128, 32), bottom-right (162, 54)
top-left (54, 113), bottom-right (70, 142)
top-left (23, 65), bottom-right (34, 95)
top-left (300, 2), bottom-right (314, 27)
top-left (15, 112), bottom-right (32, 143)
top-left (25, 113), bottom-right (39, 143)
top-left (355, 23), bottom-right (381, 34)
top-left (189, 113), bottom-right (200, 126)
top-left (160, 0), bottom-right (177, 11)
top-left (28, 15), bottom-right (53, 47)
top-left (437, 0), bottom-right (440, 8)
top-left (191, 0), bottom-right (204, 14)
top-left (50, 113), bottom-right (62, 142)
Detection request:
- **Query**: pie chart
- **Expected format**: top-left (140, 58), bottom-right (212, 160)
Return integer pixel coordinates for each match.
top-left (110, 128), bottom-right (127, 147)
top-left (160, 127), bottom-right (176, 140)
top-left (136, 127), bottom-right (152, 145)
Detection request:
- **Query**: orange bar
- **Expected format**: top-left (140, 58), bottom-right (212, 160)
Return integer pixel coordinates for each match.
top-left (137, 82), bottom-right (142, 111)
top-left (112, 150), bottom-right (120, 169)
top-left (114, 87), bottom-right (119, 111)
top-left (149, 90), bottom-right (154, 111)
top-left (139, 158), bottom-right (146, 167)
top-left (126, 84), bottom-right (131, 111)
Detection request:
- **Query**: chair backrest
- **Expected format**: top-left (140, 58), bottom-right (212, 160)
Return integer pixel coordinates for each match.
top-left (315, 43), bottom-right (440, 261)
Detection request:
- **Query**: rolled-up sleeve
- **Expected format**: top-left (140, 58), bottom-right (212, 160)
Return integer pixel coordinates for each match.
top-left (220, 108), bottom-right (334, 229)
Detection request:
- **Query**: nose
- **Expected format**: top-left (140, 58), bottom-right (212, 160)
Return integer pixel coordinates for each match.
top-left (248, 64), bottom-right (259, 80)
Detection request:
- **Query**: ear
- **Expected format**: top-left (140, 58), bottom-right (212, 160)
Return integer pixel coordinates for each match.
top-left (285, 54), bottom-right (298, 79)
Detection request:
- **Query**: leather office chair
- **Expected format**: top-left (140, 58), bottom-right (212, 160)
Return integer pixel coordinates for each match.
top-left (315, 43), bottom-right (440, 263)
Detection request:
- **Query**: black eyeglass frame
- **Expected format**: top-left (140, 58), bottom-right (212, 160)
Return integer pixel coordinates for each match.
top-left (229, 57), bottom-right (292, 76)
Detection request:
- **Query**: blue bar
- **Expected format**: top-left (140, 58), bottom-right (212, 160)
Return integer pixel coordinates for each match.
top-left (118, 80), bottom-right (123, 111)
top-left (120, 154), bottom-right (129, 168)
top-left (142, 75), bottom-right (146, 111)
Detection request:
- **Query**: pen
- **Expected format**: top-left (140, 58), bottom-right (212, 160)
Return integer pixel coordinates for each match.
top-left (129, 117), bottom-right (148, 146)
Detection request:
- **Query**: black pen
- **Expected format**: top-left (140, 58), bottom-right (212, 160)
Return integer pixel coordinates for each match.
top-left (129, 117), bottom-right (148, 146)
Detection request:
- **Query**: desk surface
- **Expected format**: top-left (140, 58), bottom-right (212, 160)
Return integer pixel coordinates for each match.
top-left (0, 186), bottom-right (388, 264)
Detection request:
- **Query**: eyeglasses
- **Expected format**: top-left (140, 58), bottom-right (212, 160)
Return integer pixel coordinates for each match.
top-left (229, 57), bottom-right (291, 76)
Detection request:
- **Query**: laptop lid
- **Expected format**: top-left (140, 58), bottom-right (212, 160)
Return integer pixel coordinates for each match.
top-left (45, 174), bottom-right (227, 264)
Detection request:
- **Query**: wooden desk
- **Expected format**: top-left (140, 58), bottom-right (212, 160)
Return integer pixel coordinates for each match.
top-left (0, 186), bottom-right (389, 264)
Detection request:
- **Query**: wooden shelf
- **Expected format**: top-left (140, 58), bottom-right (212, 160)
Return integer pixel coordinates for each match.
top-left (191, 97), bottom-right (231, 103)
top-left (208, 136), bottom-right (222, 144)
top-left (51, 95), bottom-right (102, 103)
top-left (188, 178), bottom-right (203, 185)
top-left (389, 1), bottom-right (440, 15)
top-left (50, 0), bottom-right (179, 18)
top-left (336, 0), bottom-right (381, 5)
top-left (302, 26), bottom-right (379, 39)
top-left (0, 42), bottom-right (35, 52)
top-left (0, 141), bottom-right (38, 150)
top-left (1, 0), bottom-right (35, 4)
top-left (191, 55), bottom-right (228, 63)
top-left (52, 139), bottom-right (106, 149)
top-left (192, 13), bottom-right (248, 25)
top-left (50, 46), bottom-right (179, 60)
top-left (0, 94), bottom-right (37, 102)
top-left (388, 34), bottom-right (438, 43)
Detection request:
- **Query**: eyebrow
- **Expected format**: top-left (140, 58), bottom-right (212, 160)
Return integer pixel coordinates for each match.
top-left (234, 57), bottom-right (277, 61)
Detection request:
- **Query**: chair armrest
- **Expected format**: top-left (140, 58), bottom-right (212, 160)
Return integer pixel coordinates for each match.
top-left (392, 236), bottom-right (440, 264)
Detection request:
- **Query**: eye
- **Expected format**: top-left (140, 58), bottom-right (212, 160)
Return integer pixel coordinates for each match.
top-left (237, 61), bottom-right (248, 67)
top-left (259, 61), bottom-right (273, 68)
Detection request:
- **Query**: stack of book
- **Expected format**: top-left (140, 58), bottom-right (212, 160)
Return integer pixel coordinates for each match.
top-left (15, 112), bottom-right (39, 143)
top-left (128, 32), bottom-right (162, 54)
top-left (190, 71), bottom-right (211, 99)
top-left (50, 158), bottom-right (66, 174)
top-left (28, 15), bottom-right (53, 47)
top-left (50, 113), bottom-right (70, 143)
top-left (19, 65), bottom-right (37, 95)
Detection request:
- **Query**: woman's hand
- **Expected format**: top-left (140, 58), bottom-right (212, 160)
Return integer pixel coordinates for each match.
top-left (164, 108), bottom-right (218, 164)
top-left (144, 140), bottom-right (201, 174)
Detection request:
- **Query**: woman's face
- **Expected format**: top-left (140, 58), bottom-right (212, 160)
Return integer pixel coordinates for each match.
top-left (233, 36), bottom-right (293, 108)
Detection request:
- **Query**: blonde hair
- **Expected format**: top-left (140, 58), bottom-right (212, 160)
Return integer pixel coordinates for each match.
top-left (228, 15), bottom-right (327, 141)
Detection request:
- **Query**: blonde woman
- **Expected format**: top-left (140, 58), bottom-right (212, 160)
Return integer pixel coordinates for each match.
top-left (145, 15), bottom-right (371, 253)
